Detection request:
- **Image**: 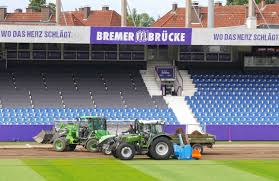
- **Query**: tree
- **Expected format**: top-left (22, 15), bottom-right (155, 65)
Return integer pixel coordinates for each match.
top-left (128, 8), bottom-right (155, 27)
top-left (48, 3), bottom-right (56, 14)
top-left (28, 0), bottom-right (56, 13)
top-left (28, 0), bottom-right (46, 11)
top-left (226, 0), bottom-right (275, 5)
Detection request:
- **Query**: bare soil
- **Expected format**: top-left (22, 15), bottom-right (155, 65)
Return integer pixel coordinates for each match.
top-left (0, 144), bottom-right (278, 160)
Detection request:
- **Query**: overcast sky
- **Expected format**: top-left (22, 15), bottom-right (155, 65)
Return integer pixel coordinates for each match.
top-left (1, 0), bottom-right (226, 19)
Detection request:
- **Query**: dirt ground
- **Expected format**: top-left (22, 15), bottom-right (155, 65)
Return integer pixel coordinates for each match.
top-left (0, 144), bottom-right (278, 160)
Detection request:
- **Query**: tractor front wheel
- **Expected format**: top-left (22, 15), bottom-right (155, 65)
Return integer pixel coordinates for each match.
top-left (86, 139), bottom-right (98, 152)
top-left (53, 137), bottom-right (67, 152)
top-left (116, 143), bottom-right (135, 160)
top-left (149, 137), bottom-right (173, 160)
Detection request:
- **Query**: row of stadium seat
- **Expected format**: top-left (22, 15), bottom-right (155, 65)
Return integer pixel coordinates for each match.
top-left (194, 79), bottom-right (279, 83)
top-left (198, 87), bottom-right (278, 91)
top-left (195, 83), bottom-right (278, 87)
top-left (194, 91), bottom-right (278, 96)
top-left (0, 108), bottom-right (178, 125)
top-left (192, 74), bottom-right (278, 78)
top-left (186, 72), bottom-right (279, 125)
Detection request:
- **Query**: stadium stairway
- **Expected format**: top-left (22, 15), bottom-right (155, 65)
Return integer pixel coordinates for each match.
top-left (164, 96), bottom-right (202, 133)
top-left (140, 60), bottom-right (172, 97)
top-left (141, 62), bottom-right (202, 132)
top-left (179, 70), bottom-right (197, 97)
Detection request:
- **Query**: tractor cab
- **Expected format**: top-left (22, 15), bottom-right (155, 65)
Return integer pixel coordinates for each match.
top-left (135, 120), bottom-right (165, 135)
top-left (77, 116), bottom-right (107, 139)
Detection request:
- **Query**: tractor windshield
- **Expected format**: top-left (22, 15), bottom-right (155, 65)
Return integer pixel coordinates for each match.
top-left (92, 118), bottom-right (106, 130)
top-left (139, 124), bottom-right (163, 134)
top-left (79, 117), bottom-right (107, 131)
top-left (151, 124), bottom-right (163, 134)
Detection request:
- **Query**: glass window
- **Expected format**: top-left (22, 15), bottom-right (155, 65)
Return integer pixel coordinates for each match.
top-left (33, 43), bottom-right (46, 50)
top-left (5, 43), bottom-right (17, 50)
top-left (48, 44), bottom-right (61, 50)
top-left (33, 51), bottom-right (46, 60)
top-left (180, 45), bottom-right (191, 52)
top-left (92, 44), bottom-right (117, 51)
top-left (48, 52), bottom-right (61, 59)
top-left (119, 45), bottom-right (144, 51)
top-left (18, 43), bottom-right (30, 50)
top-left (18, 51), bottom-right (30, 59)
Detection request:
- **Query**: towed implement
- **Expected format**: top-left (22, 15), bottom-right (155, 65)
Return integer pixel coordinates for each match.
top-left (33, 116), bottom-right (110, 152)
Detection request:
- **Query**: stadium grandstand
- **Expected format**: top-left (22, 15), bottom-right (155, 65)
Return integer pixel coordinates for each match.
top-left (0, 0), bottom-right (278, 141)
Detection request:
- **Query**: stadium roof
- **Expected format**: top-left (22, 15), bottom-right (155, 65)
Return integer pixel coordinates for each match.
top-left (0, 6), bottom-right (121, 26)
top-left (152, 3), bottom-right (279, 28)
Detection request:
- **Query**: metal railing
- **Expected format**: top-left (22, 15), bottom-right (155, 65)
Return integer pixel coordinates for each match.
top-left (174, 67), bottom-right (183, 96)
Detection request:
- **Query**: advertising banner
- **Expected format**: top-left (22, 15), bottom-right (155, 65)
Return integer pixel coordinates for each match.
top-left (156, 66), bottom-right (175, 79)
top-left (0, 25), bottom-right (90, 44)
top-left (192, 28), bottom-right (279, 46)
top-left (91, 27), bottom-right (192, 45)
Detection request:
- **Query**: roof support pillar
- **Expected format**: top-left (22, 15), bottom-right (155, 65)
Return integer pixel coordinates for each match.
top-left (185, 0), bottom-right (192, 28)
top-left (247, 0), bottom-right (257, 29)
top-left (208, 0), bottom-right (214, 28)
top-left (121, 0), bottom-right (127, 27)
top-left (56, 0), bottom-right (61, 25)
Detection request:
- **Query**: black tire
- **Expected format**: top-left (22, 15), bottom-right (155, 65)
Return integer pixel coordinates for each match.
top-left (86, 139), bottom-right (98, 152)
top-left (192, 144), bottom-right (204, 154)
top-left (112, 149), bottom-right (118, 158)
top-left (67, 144), bottom-right (77, 151)
top-left (146, 151), bottom-right (153, 159)
top-left (149, 137), bottom-right (173, 160)
top-left (53, 137), bottom-right (68, 152)
top-left (116, 143), bottom-right (135, 160)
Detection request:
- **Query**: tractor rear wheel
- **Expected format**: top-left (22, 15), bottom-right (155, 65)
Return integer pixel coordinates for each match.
top-left (53, 137), bottom-right (67, 152)
top-left (112, 149), bottom-right (118, 158)
top-left (146, 151), bottom-right (153, 159)
top-left (149, 137), bottom-right (173, 160)
top-left (67, 144), bottom-right (77, 151)
top-left (192, 144), bottom-right (203, 154)
top-left (86, 139), bottom-right (98, 152)
top-left (116, 143), bottom-right (135, 160)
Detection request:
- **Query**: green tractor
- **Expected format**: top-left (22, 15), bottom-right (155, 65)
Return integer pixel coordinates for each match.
top-left (33, 116), bottom-right (110, 152)
top-left (108, 120), bottom-right (173, 160)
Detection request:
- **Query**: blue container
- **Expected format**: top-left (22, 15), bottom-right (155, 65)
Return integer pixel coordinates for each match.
top-left (173, 144), bottom-right (193, 160)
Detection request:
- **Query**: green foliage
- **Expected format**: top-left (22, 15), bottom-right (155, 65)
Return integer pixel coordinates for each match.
top-left (28, 0), bottom-right (46, 11)
top-left (28, 0), bottom-right (56, 13)
top-left (226, 0), bottom-right (275, 5)
top-left (128, 8), bottom-right (155, 27)
top-left (48, 3), bottom-right (56, 14)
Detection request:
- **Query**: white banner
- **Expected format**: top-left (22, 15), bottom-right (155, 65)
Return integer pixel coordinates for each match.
top-left (192, 28), bottom-right (279, 46)
top-left (0, 25), bottom-right (90, 44)
top-left (1, 25), bottom-right (279, 46)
